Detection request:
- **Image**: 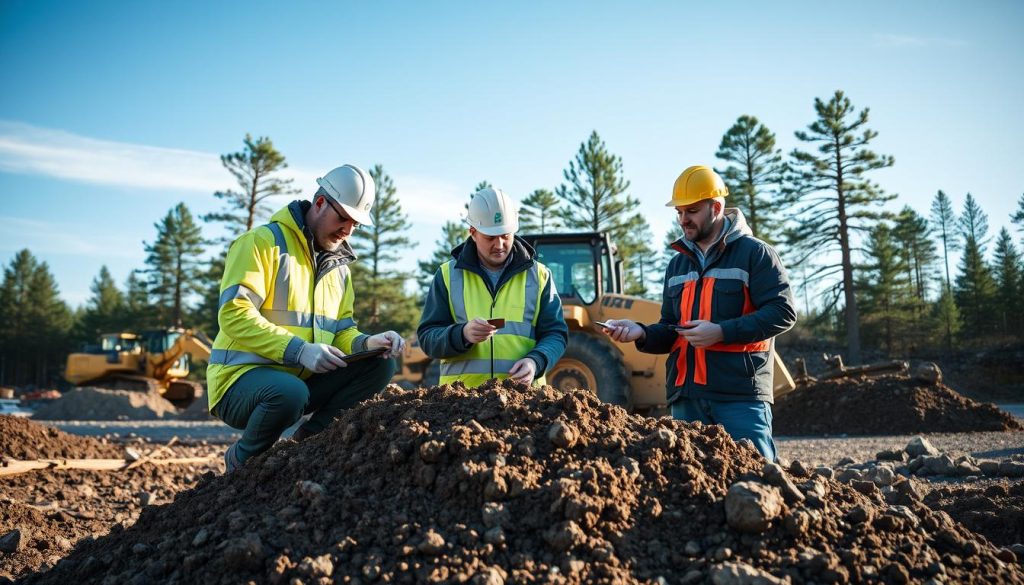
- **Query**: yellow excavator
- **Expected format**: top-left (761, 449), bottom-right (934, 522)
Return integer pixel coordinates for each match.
top-left (393, 232), bottom-right (794, 413)
top-left (64, 328), bottom-right (212, 408)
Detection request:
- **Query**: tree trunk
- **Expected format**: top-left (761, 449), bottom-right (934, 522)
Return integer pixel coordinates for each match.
top-left (835, 151), bottom-right (862, 364)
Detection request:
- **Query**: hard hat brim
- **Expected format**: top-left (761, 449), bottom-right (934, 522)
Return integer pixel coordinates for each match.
top-left (338, 202), bottom-right (373, 226)
top-left (473, 222), bottom-right (518, 236)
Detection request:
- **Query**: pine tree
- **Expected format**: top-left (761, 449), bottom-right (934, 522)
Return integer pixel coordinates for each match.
top-left (954, 194), bottom-right (998, 339)
top-left (77, 266), bottom-right (126, 339)
top-left (1013, 194), bottom-right (1024, 242)
top-left (553, 131), bottom-right (651, 293)
top-left (618, 213), bottom-right (657, 297)
top-left (992, 227), bottom-right (1023, 337)
top-left (784, 90), bottom-right (895, 364)
top-left (892, 206), bottom-right (937, 302)
top-left (653, 219), bottom-right (683, 287)
top-left (857, 223), bottom-right (916, 354)
top-left (0, 250), bottom-right (73, 386)
top-left (931, 287), bottom-right (961, 349)
top-left (715, 115), bottom-right (785, 242)
top-left (929, 190), bottom-right (959, 293)
top-left (143, 203), bottom-right (206, 327)
top-left (519, 189), bottom-right (561, 234)
top-left (190, 256), bottom-right (224, 337)
top-left (124, 270), bottom-right (157, 330)
top-left (202, 134), bottom-right (299, 240)
top-left (350, 165), bottom-right (419, 335)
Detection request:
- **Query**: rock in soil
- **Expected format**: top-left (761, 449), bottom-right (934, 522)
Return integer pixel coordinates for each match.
top-left (17, 380), bottom-right (1024, 584)
top-left (774, 374), bottom-right (1021, 435)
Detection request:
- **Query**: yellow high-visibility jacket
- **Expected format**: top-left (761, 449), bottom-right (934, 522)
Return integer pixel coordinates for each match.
top-left (206, 202), bottom-right (367, 411)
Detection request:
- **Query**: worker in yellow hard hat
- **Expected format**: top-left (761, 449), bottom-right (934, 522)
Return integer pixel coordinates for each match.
top-left (599, 165), bottom-right (796, 461)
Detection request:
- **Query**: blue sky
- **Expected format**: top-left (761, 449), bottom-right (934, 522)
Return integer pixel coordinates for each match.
top-left (1, 0), bottom-right (1022, 307)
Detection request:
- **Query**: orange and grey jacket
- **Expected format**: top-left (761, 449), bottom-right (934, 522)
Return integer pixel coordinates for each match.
top-left (636, 209), bottom-right (796, 404)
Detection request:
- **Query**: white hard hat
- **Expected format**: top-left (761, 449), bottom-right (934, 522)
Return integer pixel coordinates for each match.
top-left (316, 164), bottom-right (376, 226)
top-left (466, 187), bottom-right (519, 236)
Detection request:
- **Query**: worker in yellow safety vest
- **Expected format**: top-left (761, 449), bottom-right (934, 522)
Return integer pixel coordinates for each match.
top-left (208, 164), bottom-right (405, 472)
top-left (417, 187), bottom-right (568, 387)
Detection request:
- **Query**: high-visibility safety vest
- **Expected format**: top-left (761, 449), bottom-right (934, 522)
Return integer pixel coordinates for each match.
top-left (669, 267), bottom-right (770, 387)
top-left (206, 205), bottom-right (364, 411)
top-left (439, 260), bottom-right (550, 387)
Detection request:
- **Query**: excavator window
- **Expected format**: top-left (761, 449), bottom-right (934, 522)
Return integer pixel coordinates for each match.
top-left (534, 242), bottom-right (598, 305)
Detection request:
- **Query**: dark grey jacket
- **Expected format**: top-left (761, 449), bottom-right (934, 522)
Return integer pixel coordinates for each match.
top-left (417, 236), bottom-right (568, 374)
top-left (637, 209), bottom-right (796, 403)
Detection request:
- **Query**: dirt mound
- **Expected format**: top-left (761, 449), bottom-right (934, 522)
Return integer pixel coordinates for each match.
top-left (31, 387), bottom-right (177, 421)
top-left (1, 441), bottom-right (221, 581)
top-left (923, 481), bottom-right (1024, 549)
top-left (774, 375), bottom-right (1022, 436)
top-left (0, 415), bottom-right (121, 460)
top-left (24, 381), bottom-right (1024, 584)
top-left (176, 394), bottom-right (214, 421)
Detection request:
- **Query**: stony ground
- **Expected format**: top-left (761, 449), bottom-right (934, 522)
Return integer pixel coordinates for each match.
top-left (6, 383), bottom-right (1023, 585)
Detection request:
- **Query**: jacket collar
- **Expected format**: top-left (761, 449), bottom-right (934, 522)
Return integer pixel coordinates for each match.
top-left (670, 208), bottom-right (752, 260)
top-left (451, 235), bottom-right (536, 294)
top-left (271, 200), bottom-right (357, 266)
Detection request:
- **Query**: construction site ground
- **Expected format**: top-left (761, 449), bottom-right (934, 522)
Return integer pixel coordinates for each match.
top-left (3, 382), bottom-right (1024, 584)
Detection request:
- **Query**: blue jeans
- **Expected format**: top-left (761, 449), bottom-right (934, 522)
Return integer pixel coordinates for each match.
top-left (671, 398), bottom-right (777, 461)
top-left (214, 357), bottom-right (396, 465)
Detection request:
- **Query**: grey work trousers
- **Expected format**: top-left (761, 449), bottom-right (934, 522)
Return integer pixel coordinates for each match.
top-left (213, 357), bottom-right (396, 465)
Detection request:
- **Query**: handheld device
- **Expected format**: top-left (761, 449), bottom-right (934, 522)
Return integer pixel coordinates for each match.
top-left (487, 318), bottom-right (506, 328)
top-left (594, 320), bottom-right (613, 329)
top-left (341, 347), bottom-right (389, 363)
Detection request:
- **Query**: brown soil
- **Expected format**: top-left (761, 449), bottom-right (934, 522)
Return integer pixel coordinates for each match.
top-left (774, 375), bottom-right (1022, 436)
top-left (31, 387), bottom-right (177, 421)
top-left (20, 380), bottom-right (1024, 584)
top-left (923, 481), bottom-right (1024, 548)
top-left (0, 415), bottom-right (122, 460)
top-left (0, 441), bottom-right (222, 581)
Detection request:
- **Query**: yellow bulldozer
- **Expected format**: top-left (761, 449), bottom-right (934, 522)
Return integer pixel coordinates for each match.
top-left (64, 328), bottom-right (212, 408)
top-left (394, 231), bottom-right (794, 412)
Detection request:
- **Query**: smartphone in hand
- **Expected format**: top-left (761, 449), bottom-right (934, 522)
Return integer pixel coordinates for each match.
top-left (487, 318), bottom-right (506, 328)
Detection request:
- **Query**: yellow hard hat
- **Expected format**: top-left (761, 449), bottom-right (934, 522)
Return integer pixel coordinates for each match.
top-left (666, 165), bottom-right (729, 207)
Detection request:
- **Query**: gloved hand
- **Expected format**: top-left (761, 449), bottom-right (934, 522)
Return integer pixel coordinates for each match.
top-left (367, 331), bottom-right (405, 357)
top-left (297, 342), bottom-right (348, 373)
top-left (508, 357), bottom-right (538, 385)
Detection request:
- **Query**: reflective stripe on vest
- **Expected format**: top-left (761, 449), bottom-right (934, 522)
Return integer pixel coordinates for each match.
top-left (671, 273), bottom-right (769, 387)
top-left (210, 349), bottom-right (277, 366)
top-left (439, 262), bottom-right (544, 384)
top-left (265, 223), bottom-right (291, 313)
top-left (219, 284), bottom-right (264, 309)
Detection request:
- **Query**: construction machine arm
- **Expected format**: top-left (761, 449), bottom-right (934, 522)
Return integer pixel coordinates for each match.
top-left (149, 330), bottom-right (213, 381)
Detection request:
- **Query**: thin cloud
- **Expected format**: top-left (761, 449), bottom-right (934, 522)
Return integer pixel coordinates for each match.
top-left (0, 215), bottom-right (145, 259)
top-left (873, 34), bottom-right (969, 48)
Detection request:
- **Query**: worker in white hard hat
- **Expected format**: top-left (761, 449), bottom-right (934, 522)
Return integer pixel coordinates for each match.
top-left (208, 164), bottom-right (405, 472)
top-left (417, 187), bottom-right (568, 388)
top-left (599, 165), bottom-right (796, 461)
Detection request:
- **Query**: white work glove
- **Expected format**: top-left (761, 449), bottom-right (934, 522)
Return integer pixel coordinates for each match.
top-left (508, 357), bottom-right (538, 385)
top-left (462, 318), bottom-right (497, 344)
top-left (600, 319), bottom-right (646, 343)
top-left (297, 342), bottom-right (348, 373)
top-left (366, 331), bottom-right (405, 357)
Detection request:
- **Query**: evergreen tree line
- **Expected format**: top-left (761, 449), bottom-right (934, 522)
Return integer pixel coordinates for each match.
top-left (2, 91), bottom-right (1023, 385)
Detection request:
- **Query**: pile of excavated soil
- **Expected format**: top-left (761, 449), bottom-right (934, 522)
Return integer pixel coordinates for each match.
top-left (1, 441), bottom-right (222, 581)
top-left (22, 381), bottom-right (1024, 584)
top-left (923, 481), bottom-right (1024, 550)
top-left (774, 375), bottom-right (1022, 436)
top-left (31, 387), bottom-right (177, 421)
top-left (176, 394), bottom-right (214, 421)
top-left (0, 415), bottom-right (121, 460)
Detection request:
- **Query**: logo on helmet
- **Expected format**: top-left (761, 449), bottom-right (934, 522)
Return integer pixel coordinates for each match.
top-left (494, 212), bottom-right (502, 224)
